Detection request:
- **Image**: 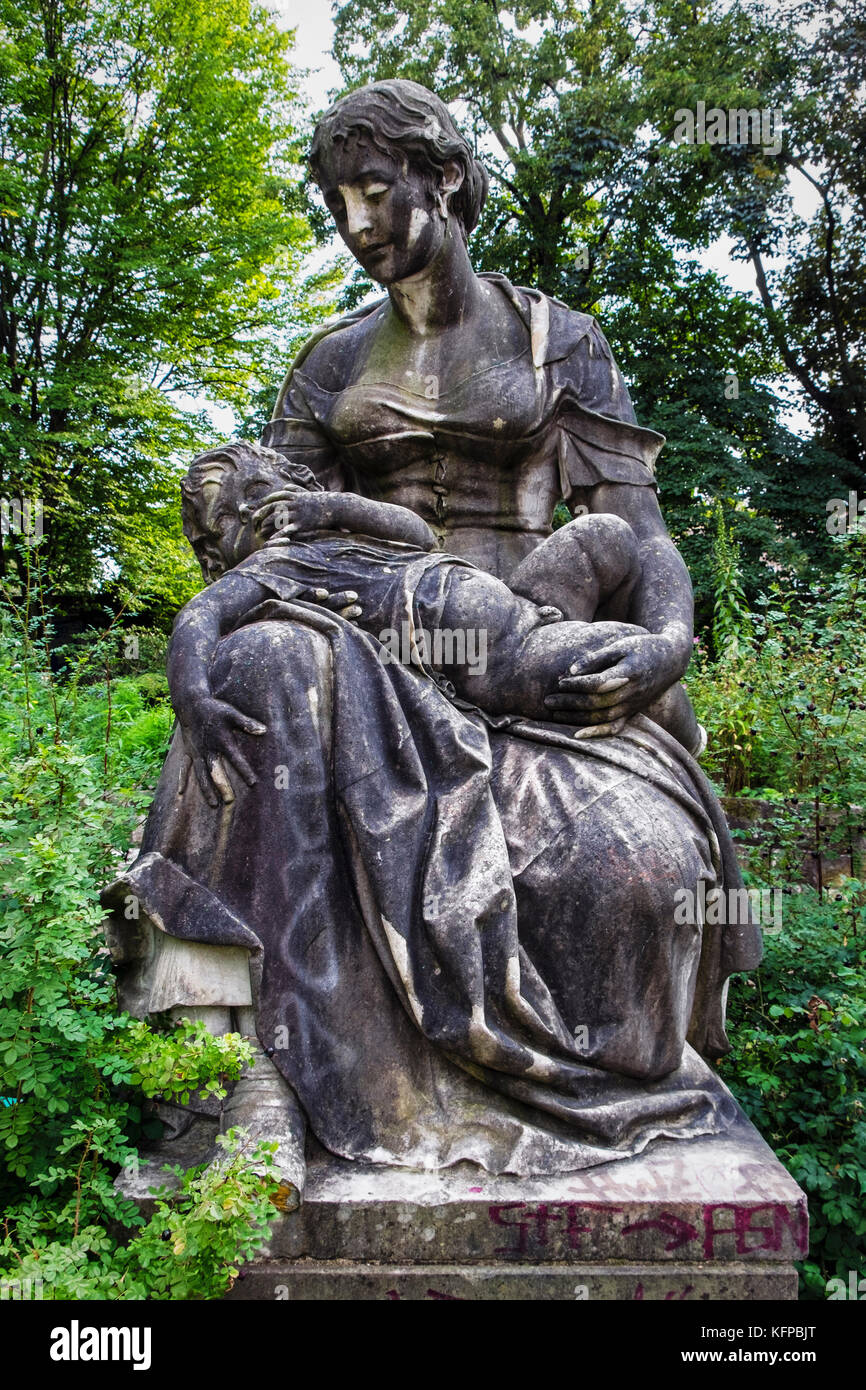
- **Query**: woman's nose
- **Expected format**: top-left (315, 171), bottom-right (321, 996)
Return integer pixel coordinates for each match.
top-left (342, 188), bottom-right (374, 239)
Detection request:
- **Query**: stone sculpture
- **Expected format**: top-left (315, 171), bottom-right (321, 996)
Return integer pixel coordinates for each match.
top-left (104, 79), bottom-right (762, 1211)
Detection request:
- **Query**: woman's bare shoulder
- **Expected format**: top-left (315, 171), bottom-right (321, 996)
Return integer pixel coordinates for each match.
top-left (291, 300), bottom-right (388, 389)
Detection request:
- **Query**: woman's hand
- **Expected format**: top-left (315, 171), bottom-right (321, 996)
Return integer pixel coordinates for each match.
top-left (543, 629), bottom-right (683, 731)
top-left (177, 695), bottom-right (267, 807)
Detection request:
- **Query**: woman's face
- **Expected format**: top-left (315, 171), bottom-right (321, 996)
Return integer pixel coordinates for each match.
top-left (316, 132), bottom-right (448, 285)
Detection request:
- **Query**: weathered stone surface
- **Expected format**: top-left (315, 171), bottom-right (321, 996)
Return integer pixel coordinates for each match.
top-left (228, 1261), bottom-right (797, 1302)
top-left (256, 1106), bottom-right (806, 1271)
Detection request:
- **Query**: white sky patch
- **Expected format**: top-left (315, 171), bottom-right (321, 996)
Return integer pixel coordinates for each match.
top-left (267, 2), bottom-right (342, 107)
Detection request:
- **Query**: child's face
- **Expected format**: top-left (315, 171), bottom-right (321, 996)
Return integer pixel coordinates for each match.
top-left (190, 464), bottom-right (284, 582)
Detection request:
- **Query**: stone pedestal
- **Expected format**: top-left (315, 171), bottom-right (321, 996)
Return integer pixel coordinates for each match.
top-left (225, 1101), bottom-right (807, 1301)
top-left (118, 1094), bottom-right (807, 1301)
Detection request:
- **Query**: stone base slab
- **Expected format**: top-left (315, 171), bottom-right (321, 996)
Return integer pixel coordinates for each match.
top-left (258, 1107), bottom-right (807, 1272)
top-left (229, 1260), bottom-right (797, 1301)
top-left (118, 1089), bottom-right (808, 1301)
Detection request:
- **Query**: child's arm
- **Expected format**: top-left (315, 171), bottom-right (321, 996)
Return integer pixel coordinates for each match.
top-left (254, 486), bottom-right (436, 551)
top-left (168, 571), bottom-right (271, 805)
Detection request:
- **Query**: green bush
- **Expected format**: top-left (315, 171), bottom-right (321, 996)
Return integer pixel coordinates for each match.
top-left (0, 1129), bottom-right (279, 1300)
top-left (721, 890), bottom-right (866, 1299)
top-left (686, 530), bottom-right (866, 812)
top-left (0, 563), bottom-right (276, 1299)
top-left (688, 526), bottom-right (866, 1297)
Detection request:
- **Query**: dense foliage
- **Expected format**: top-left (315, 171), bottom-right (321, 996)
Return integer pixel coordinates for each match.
top-left (0, 0), bottom-right (338, 622)
top-left (0, 563), bottom-right (278, 1298)
top-left (686, 529), bottom-right (866, 1297)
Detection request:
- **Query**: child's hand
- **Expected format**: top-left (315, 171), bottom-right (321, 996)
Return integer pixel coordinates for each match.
top-left (177, 695), bottom-right (266, 806)
top-left (252, 487), bottom-right (337, 542)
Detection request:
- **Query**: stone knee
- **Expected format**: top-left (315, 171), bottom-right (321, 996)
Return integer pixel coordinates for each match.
top-left (211, 621), bottom-right (333, 728)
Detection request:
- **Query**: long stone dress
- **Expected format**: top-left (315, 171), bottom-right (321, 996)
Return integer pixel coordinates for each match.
top-left (104, 276), bottom-right (761, 1175)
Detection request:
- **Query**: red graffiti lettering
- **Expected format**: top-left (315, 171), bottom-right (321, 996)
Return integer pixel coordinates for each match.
top-left (702, 1202), bottom-right (806, 1258)
top-left (488, 1201), bottom-right (609, 1256)
top-left (622, 1213), bottom-right (697, 1252)
top-left (488, 1202), bottom-right (562, 1255)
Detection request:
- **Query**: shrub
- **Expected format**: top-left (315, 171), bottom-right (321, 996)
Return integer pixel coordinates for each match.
top-left (721, 890), bottom-right (866, 1299)
top-left (689, 528), bottom-right (866, 1297)
top-left (0, 561), bottom-right (276, 1298)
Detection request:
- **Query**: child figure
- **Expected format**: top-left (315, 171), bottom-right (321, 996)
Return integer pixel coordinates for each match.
top-left (172, 441), bottom-right (703, 804)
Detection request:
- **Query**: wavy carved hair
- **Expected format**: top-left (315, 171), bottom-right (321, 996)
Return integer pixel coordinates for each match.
top-left (309, 79), bottom-right (489, 244)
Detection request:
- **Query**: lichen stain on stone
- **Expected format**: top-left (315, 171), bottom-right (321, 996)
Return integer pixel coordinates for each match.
top-left (407, 206), bottom-right (431, 247)
top-left (307, 684), bottom-right (320, 734)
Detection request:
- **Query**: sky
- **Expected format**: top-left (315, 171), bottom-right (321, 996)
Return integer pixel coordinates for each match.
top-left (270, 2), bottom-right (342, 107)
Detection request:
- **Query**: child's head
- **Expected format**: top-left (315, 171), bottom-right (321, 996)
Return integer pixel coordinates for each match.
top-left (181, 442), bottom-right (321, 582)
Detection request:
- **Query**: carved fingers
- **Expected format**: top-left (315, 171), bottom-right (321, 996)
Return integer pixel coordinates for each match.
top-left (252, 487), bottom-right (333, 540)
top-left (178, 698), bottom-right (267, 805)
top-left (299, 587), bottom-right (363, 622)
top-left (545, 633), bottom-right (678, 726)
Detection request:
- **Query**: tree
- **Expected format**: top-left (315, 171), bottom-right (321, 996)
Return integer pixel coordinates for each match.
top-left (640, 0), bottom-right (866, 481)
top-left (0, 0), bottom-right (323, 615)
top-left (330, 0), bottom-right (856, 620)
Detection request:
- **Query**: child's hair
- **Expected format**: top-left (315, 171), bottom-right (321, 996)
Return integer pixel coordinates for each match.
top-left (180, 441), bottom-right (322, 540)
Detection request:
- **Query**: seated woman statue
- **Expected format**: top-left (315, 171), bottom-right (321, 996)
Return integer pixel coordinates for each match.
top-left (104, 79), bottom-right (760, 1211)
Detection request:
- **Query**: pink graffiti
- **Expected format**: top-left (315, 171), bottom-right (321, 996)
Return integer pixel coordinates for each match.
top-left (701, 1202), bottom-right (808, 1259)
top-left (488, 1201), bottom-right (618, 1256)
top-left (487, 1199), bottom-right (807, 1260)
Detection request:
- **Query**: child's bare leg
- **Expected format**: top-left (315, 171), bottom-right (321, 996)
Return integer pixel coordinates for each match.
top-left (508, 513), bottom-right (642, 621)
top-left (427, 563), bottom-right (640, 718)
top-left (508, 513), bottom-right (706, 754)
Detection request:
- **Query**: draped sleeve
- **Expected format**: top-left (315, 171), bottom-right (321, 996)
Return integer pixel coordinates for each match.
top-left (544, 307), bottom-right (666, 501)
top-left (260, 364), bottom-right (346, 491)
top-left (474, 279), bottom-right (660, 504)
